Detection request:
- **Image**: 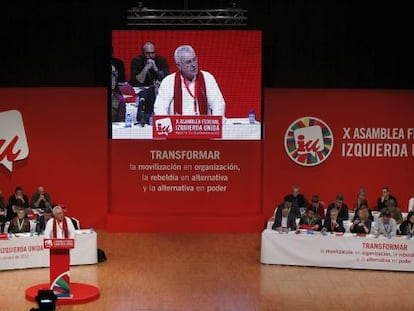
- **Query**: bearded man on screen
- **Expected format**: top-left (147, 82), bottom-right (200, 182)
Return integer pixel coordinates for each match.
top-left (154, 45), bottom-right (226, 116)
top-left (44, 206), bottom-right (75, 239)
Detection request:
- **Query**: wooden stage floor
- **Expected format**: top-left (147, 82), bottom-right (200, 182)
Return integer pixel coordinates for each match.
top-left (2, 231), bottom-right (413, 310)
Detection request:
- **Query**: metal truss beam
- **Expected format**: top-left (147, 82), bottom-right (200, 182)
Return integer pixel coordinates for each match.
top-left (127, 8), bottom-right (248, 27)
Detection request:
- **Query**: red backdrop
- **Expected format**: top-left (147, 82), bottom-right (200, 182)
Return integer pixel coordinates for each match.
top-left (112, 30), bottom-right (262, 120)
top-left (262, 89), bottom-right (414, 219)
top-left (0, 88), bottom-right (108, 228)
top-left (2, 88), bottom-right (414, 232)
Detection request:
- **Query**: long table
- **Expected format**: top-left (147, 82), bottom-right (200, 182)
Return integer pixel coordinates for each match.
top-left (0, 230), bottom-right (97, 270)
top-left (261, 229), bottom-right (414, 271)
top-left (112, 117), bottom-right (261, 140)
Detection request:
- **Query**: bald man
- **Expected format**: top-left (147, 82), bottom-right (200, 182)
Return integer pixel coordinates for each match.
top-left (130, 42), bottom-right (169, 87)
top-left (31, 186), bottom-right (52, 209)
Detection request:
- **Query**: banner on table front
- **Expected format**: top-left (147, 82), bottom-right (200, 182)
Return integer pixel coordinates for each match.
top-left (153, 116), bottom-right (222, 139)
top-left (261, 229), bottom-right (414, 271)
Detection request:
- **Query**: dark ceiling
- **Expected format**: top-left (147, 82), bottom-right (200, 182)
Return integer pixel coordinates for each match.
top-left (1, 0), bottom-right (413, 88)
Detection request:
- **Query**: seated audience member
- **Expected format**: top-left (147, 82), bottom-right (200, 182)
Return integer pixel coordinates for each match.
top-left (272, 203), bottom-right (296, 232)
top-left (130, 41), bottom-right (169, 87)
top-left (350, 207), bottom-right (372, 234)
top-left (299, 206), bottom-right (322, 231)
top-left (326, 194), bottom-right (349, 222)
top-left (111, 47), bottom-right (125, 83)
top-left (0, 188), bottom-right (5, 210)
top-left (322, 208), bottom-right (345, 233)
top-left (8, 208), bottom-right (30, 234)
top-left (111, 65), bottom-right (126, 122)
top-left (399, 211), bottom-right (414, 236)
top-left (284, 185), bottom-right (308, 216)
top-left (36, 207), bottom-right (53, 234)
top-left (309, 194), bottom-right (326, 219)
top-left (408, 191), bottom-right (414, 212)
top-left (31, 186), bottom-right (52, 210)
top-left (382, 199), bottom-right (403, 224)
top-left (374, 210), bottom-right (397, 237)
top-left (44, 206), bottom-right (75, 238)
top-left (0, 215), bottom-right (6, 233)
top-left (7, 186), bottom-right (29, 220)
top-left (353, 188), bottom-right (369, 210)
top-left (352, 201), bottom-right (374, 221)
top-left (376, 186), bottom-right (397, 211)
top-left (7, 199), bottom-right (26, 222)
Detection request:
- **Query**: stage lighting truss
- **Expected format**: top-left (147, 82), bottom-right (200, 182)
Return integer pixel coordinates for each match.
top-left (126, 7), bottom-right (248, 27)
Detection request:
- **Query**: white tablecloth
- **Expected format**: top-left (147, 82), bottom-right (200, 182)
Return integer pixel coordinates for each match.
top-left (112, 117), bottom-right (261, 140)
top-left (0, 230), bottom-right (97, 270)
top-left (260, 229), bottom-right (414, 271)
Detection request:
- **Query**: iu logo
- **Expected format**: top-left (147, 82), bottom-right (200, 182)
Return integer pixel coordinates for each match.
top-left (0, 110), bottom-right (29, 172)
top-left (284, 116), bottom-right (334, 166)
top-left (154, 117), bottom-right (173, 136)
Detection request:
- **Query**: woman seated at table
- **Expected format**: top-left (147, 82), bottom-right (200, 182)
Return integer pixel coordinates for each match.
top-left (352, 200), bottom-right (374, 221)
top-left (322, 208), bottom-right (345, 233)
top-left (299, 206), bottom-right (322, 231)
top-left (8, 208), bottom-right (30, 234)
top-left (399, 211), bottom-right (414, 236)
top-left (350, 207), bottom-right (371, 234)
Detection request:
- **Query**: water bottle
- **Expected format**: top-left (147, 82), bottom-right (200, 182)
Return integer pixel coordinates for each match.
top-left (149, 113), bottom-right (153, 126)
top-left (30, 225), bottom-right (35, 236)
top-left (125, 113), bottom-right (132, 128)
top-left (90, 227), bottom-right (94, 234)
top-left (248, 109), bottom-right (255, 124)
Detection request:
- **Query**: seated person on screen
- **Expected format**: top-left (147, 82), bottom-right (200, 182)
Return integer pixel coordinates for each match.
top-left (0, 188), bottom-right (5, 210)
top-left (308, 194), bottom-right (325, 219)
top-left (299, 206), bottom-right (322, 231)
top-left (376, 186), bottom-right (398, 211)
top-left (7, 186), bottom-right (29, 220)
top-left (154, 45), bottom-right (226, 116)
top-left (111, 65), bottom-right (126, 122)
top-left (325, 194), bottom-right (349, 222)
top-left (272, 204), bottom-right (296, 232)
top-left (408, 191), bottom-right (414, 212)
top-left (322, 208), bottom-right (345, 233)
top-left (130, 42), bottom-right (169, 87)
top-left (284, 185), bottom-right (308, 216)
top-left (111, 47), bottom-right (125, 83)
top-left (382, 199), bottom-right (403, 224)
top-left (399, 211), bottom-right (414, 236)
top-left (8, 208), bottom-right (30, 234)
top-left (44, 206), bottom-right (75, 239)
top-left (352, 200), bottom-right (374, 221)
top-left (36, 207), bottom-right (53, 235)
top-left (374, 210), bottom-right (397, 237)
top-left (31, 186), bottom-right (52, 210)
top-left (350, 207), bottom-right (372, 234)
top-left (0, 215), bottom-right (6, 233)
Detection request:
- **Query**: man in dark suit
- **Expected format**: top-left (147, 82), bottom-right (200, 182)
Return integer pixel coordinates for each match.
top-left (272, 203), bottom-right (297, 232)
top-left (284, 185), bottom-right (308, 216)
top-left (322, 208), bottom-right (345, 233)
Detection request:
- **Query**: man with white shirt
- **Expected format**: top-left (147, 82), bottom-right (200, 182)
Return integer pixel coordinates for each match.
top-left (44, 206), bottom-right (75, 239)
top-left (154, 45), bottom-right (226, 116)
top-left (374, 210), bottom-right (397, 237)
